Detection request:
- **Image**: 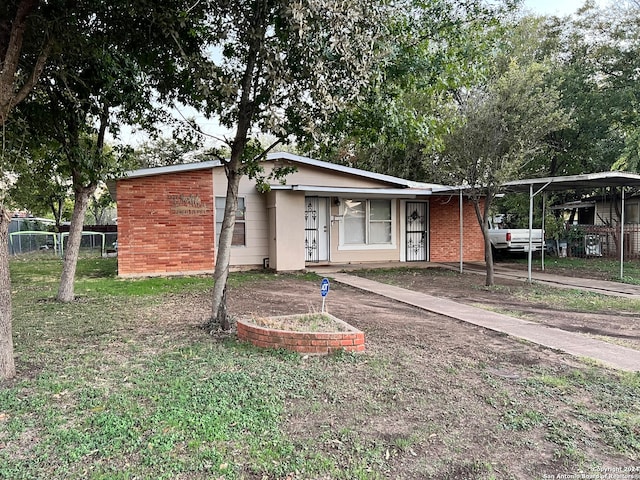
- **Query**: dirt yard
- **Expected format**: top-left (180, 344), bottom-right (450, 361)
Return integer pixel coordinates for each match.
top-left (219, 269), bottom-right (639, 478)
top-left (229, 265), bottom-right (640, 352)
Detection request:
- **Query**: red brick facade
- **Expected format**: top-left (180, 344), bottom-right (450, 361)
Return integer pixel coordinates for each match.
top-left (429, 196), bottom-right (485, 262)
top-left (116, 169), bottom-right (215, 276)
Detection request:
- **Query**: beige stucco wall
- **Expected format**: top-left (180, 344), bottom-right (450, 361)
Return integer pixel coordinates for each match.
top-left (213, 171), bottom-right (270, 267)
top-left (210, 162), bottom-right (486, 269)
top-left (264, 161), bottom-right (398, 189)
top-left (268, 190), bottom-right (306, 270)
top-left (212, 159), bottom-right (409, 270)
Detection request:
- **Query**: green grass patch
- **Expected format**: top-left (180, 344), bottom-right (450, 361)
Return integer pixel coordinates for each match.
top-left (9, 257), bottom-right (304, 299)
top-left (516, 285), bottom-right (640, 313)
top-left (1, 257), bottom-right (388, 478)
top-left (0, 342), bottom-right (321, 479)
top-left (3, 257), bottom-right (640, 478)
top-left (10, 257), bottom-right (213, 298)
top-left (513, 257), bottom-right (640, 285)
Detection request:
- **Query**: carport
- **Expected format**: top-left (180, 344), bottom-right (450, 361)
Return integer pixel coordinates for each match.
top-left (503, 171), bottom-right (640, 282)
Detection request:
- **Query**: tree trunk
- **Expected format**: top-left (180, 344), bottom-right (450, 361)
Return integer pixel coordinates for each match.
top-left (472, 196), bottom-right (495, 287)
top-left (205, 0), bottom-right (266, 332)
top-left (57, 184), bottom-right (96, 302)
top-left (0, 205), bottom-right (16, 379)
top-left (208, 161), bottom-right (242, 331)
top-left (482, 222), bottom-right (495, 287)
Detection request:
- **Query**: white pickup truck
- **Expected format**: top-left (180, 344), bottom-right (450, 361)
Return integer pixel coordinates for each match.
top-left (488, 221), bottom-right (544, 254)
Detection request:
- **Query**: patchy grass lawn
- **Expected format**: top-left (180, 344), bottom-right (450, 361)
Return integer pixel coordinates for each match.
top-left (1, 257), bottom-right (639, 479)
top-left (509, 256), bottom-right (640, 285)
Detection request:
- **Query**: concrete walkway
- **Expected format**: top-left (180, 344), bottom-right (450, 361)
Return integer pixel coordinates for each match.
top-left (328, 272), bottom-right (640, 372)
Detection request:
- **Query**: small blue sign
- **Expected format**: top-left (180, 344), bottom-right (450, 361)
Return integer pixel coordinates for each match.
top-left (320, 278), bottom-right (330, 297)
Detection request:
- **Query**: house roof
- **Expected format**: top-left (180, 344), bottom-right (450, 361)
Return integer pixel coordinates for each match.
top-left (503, 171), bottom-right (640, 192)
top-left (122, 160), bottom-right (221, 179)
top-left (269, 185), bottom-right (436, 197)
top-left (113, 152), bottom-right (454, 198)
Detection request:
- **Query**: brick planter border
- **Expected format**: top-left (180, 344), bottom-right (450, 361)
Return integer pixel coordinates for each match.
top-left (237, 314), bottom-right (365, 355)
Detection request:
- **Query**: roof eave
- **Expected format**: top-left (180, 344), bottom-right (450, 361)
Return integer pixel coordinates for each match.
top-left (266, 152), bottom-right (447, 189)
top-left (269, 184), bottom-right (435, 197)
top-left (122, 160), bottom-right (221, 180)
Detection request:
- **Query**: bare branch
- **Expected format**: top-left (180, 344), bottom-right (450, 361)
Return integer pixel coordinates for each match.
top-left (251, 137), bottom-right (284, 163)
top-left (173, 102), bottom-right (228, 145)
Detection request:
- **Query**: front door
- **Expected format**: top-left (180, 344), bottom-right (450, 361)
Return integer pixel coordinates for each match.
top-left (406, 201), bottom-right (429, 261)
top-left (305, 197), bottom-right (329, 262)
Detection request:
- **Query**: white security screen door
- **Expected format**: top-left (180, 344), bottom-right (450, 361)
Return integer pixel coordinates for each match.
top-left (305, 197), bottom-right (329, 262)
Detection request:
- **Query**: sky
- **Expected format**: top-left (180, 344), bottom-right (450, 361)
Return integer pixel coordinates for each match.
top-left (522, 0), bottom-right (608, 16)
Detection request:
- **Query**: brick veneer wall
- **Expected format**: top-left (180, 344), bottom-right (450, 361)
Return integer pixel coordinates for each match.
top-left (429, 196), bottom-right (485, 262)
top-left (116, 169), bottom-right (215, 276)
top-left (237, 317), bottom-right (366, 355)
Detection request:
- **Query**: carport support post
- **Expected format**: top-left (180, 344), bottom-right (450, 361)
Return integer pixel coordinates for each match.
top-left (527, 184), bottom-right (534, 283)
top-left (621, 186), bottom-right (625, 280)
top-left (541, 193), bottom-right (546, 271)
top-left (527, 181), bottom-right (551, 284)
top-left (459, 188), bottom-right (464, 274)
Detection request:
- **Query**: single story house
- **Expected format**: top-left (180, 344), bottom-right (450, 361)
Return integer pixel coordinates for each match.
top-left (110, 152), bottom-right (484, 277)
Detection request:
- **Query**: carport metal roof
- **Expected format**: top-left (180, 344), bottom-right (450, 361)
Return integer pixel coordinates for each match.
top-left (502, 171), bottom-right (640, 282)
top-left (503, 171), bottom-right (640, 192)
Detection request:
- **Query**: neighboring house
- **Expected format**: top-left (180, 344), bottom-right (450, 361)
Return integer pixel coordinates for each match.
top-left (552, 192), bottom-right (640, 257)
top-left (593, 192), bottom-right (640, 257)
top-left (110, 152), bottom-right (484, 277)
top-left (595, 193), bottom-right (640, 225)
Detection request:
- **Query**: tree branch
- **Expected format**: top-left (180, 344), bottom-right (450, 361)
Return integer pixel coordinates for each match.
top-left (13, 40), bottom-right (51, 106)
top-left (173, 103), bottom-right (228, 145)
top-left (0, 0), bottom-right (45, 122)
top-left (251, 137), bottom-right (283, 163)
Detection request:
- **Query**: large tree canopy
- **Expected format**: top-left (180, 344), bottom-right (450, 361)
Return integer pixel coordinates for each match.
top-left (10, 0), bottom-right (219, 303)
top-left (0, 0), bottom-right (222, 378)
top-left (308, 0), bottom-right (518, 174)
top-left (436, 60), bottom-right (570, 285)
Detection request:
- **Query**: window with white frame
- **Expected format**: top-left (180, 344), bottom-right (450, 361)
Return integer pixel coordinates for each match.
top-left (215, 197), bottom-right (246, 246)
top-left (342, 199), bottom-right (393, 246)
